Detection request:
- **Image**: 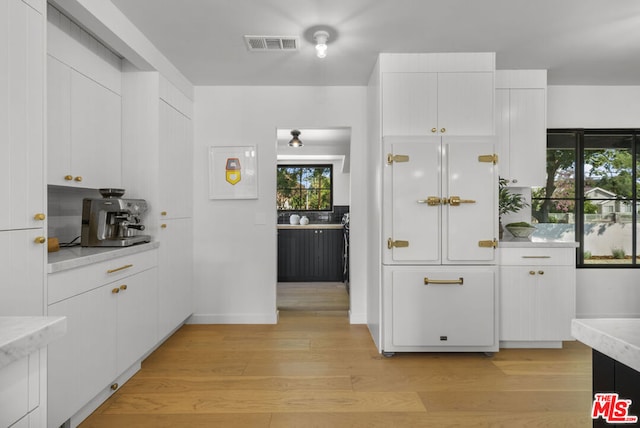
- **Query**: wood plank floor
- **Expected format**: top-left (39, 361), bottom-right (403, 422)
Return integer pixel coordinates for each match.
top-left (80, 283), bottom-right (592, 427)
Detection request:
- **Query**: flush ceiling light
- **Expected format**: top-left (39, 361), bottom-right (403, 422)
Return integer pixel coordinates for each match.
top-left (314, 30), bottom-right (329, 58)
top-left (289, 129), bottom-right (303, 147)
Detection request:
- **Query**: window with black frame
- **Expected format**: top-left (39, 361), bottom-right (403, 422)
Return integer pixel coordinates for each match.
top-left (276, 164), bottom-right (333, 211)
top-left (535, 130), bottom-right (640, 267)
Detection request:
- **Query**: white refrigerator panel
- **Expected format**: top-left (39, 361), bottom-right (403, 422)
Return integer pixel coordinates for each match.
top-left (383, 137), bottom-right (441, 264)
top-left (443, 138), bottom-right (497, 263)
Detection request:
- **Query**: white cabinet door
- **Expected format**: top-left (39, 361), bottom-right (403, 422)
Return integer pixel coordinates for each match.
top-left (117, 267), bottom-right (158, 373)
top-left (444, 139), bottom-right (497, 263)
top-left (496, 84), bottom-right (546, 188)
top-left (47, 55), bottom-right (72, 186)
top-left (47, 285), bottom-right (117, 428)
top-left (384, 267), bottom-right (495, 349)
top-left (159, 100), bottom-right (193, 219)
top-left (0, 229), bottom-right (45, 315)
top-left (382, 72), bottom-right (437, 136)
top-left (382, 71), bottom-right (494, 137)
top-left (0, 0), bottom-right (44, 230)
top-left (158, 218), bottom-right (193, 338)
top-left (0, 354), bottom-right (29, 428)
top-left (383, 137), bottom-right (441, 264)
top-left (70, 70), bottom-right (122, 189)
top-left (437, 72), bottom-right (494, 136)
top-left (499, 266), bottom-right (536, 340)
top-left (535, 266), bottom-right (575, 340)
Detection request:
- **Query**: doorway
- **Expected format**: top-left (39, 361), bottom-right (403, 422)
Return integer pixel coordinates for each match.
top-left (275, 127), bottom-right (351, 313)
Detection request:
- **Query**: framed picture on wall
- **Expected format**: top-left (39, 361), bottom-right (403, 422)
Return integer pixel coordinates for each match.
top-left (208, 145), bottom-right (258, 199)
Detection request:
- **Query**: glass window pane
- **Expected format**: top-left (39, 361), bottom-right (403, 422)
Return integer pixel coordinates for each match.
top-left (584, 134), bottom-right (633, 199)
top-left (584, 211), bottom-right (633, 265)
top-left (276, 164), bottom-right (333, 211)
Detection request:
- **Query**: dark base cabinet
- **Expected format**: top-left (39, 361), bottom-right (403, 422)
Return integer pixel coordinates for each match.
top-left (278, 228), bottom-right (344, 282)
top-left (592, 350), bottom-right (640, 427)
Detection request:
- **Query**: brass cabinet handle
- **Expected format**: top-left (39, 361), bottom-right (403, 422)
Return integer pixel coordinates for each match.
top-left (386, 153), bottom-right (410, 165)
top-left (424, 277), bottom-right (463, 285)
top-left (529, 271), bottom-right (536, 275)
top-left (74, 176), bottom-right (83, 182)
top-left (448, 196), bottom-right (476, 206)
top-left (119, 284), bottom-right (128, 291)
top-left (112, 288), bottom-right (120, 294)
top-left (34, 213), bottom-right (46, 221)
top-left (161, 224), bottom-right (167, 229)
top-left (161, 211), bottom-right (167, 216)
top-left (34, 236), bottom-right (46, 244)
top-left (107, 264), bottom-right (133, 274)
top-left (538, 271), bottom-right (544, 275)
top-left (387, 238), bottom-right (409, 249)
top-left (417, 196), bottom-right (442, 206)
top-left (522, 256), bottom-right (551, 259)
top-left (431, 128), bottom-right (437, 133)
top-left (111, 383), bottom-right (118, 391)
top-left (64, 175), bottom-right (73, 181)
top-left (440, 128), bottom-right (446, 133)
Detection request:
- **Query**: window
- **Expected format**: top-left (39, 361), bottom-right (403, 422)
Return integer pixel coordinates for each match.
top-left (277, 164), bottom-right (333, 211)
top-left (534, 130), bottom-right (640, 267)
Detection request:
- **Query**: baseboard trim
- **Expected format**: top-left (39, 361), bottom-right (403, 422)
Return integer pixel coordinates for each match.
top-left (188, 312), bottom-right (278, 324)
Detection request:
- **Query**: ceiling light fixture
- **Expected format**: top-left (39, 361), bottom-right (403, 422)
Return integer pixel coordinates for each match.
top-left (288, 129), bottom-right (303, 147)
top-left (313, 30), bottom-right (329, 58)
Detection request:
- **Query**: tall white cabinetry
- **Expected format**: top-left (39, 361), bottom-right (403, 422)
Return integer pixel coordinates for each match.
top-left (0, 0), bottom-right (47, 426)
top-left (122, 67), bottom-right (194, 341)
top-left (495, 70), bottom-right (547, 187)
top-left (372, 53), bottom-right (499, 355)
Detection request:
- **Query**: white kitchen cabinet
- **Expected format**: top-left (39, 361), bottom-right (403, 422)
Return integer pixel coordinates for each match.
top-left (159, 99), bottom-right (193, 220)
top-left (47, 249), bottom-right (158, 428)
top-left (495, 70), bottom-right (547, 187)
top-left (0, 0), bottom-right (45, 231)
top-left (499, 246), bottom-right (576, 347)
top-left (383, 136), bottom-right (497, 265)
top-left (158, 218), bottom-right (193, 339)
top-left (382, 266), bottom-right (497, 353)
top-left (0, 229), bottom-right (46, 315)
top-left (47, 55), bottom-right (122, 189)
top-left (382, 71), bottom-right (494, 137)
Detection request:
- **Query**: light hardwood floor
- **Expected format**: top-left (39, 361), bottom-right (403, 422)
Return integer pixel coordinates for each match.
top-left (80, 283), bottom-right (592, 427)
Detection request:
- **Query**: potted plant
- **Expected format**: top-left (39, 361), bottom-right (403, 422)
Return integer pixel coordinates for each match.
top-left (499, 177), bottom-right (529, 239)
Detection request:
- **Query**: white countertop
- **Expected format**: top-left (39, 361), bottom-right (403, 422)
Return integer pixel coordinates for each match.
top-left (572, 318), bottom-right (640, 372)
top-left (0, 316), bottom-right (67, 369)
top-left (277, 224), bottom-right (344, 230)
top-left (47, 241), bottom-right (160, 273)
top-left (499, 240), bottom-right (579, 248)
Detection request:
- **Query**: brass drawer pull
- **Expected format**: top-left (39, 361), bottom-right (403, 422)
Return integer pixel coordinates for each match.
top-left (386, 153), bottom-right (409, 164)
top-left (424, 277), bottom-right (464, 285)
top-left (107, 264), bottom-right (133, 274)
top-left (120, 284), bottom-right (128, 291)
top-left (521, 256), bottom-right (551, 259)
top-left (387, 238), bottom-right (409, 249)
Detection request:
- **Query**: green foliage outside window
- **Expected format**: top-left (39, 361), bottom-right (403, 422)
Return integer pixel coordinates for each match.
top-left (277, 165), bottom-right (332, 211)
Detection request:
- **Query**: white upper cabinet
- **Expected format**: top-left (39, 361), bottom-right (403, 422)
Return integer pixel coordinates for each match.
top-left (496, 70), bottom-right (547, 187)
top-left (380, 53), bottom-right (495, 137)
top-left (383, 136), bottom-right (497, 265)
top-left (48, 56), bottom-right (122, 188)
top-left (0, 0), bottom-right (44, 231)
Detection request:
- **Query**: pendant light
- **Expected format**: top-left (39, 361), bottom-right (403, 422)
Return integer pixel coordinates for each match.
top-left (314, 30), bottom-right (329, 58)
top-left (288, 129), bottom-right (303, 147)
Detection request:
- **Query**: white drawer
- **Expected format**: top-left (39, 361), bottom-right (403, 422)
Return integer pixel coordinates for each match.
top-left (499, 247), bottom-right (575, 266)
top-left (48, 249), bottom-right (158, 304)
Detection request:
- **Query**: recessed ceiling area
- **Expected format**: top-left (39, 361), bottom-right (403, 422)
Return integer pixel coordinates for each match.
top-left (109, 0), bottom-right (640, 86)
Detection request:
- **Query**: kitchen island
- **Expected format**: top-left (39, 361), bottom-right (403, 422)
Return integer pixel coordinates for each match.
top-left (572, 319), bottom-right (640, 426)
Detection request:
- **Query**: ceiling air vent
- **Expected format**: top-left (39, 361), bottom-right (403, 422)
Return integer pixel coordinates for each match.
top-left (244, 35), bottom-right (299, 52)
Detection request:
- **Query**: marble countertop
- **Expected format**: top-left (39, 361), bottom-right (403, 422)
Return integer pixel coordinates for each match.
top-left (499, 240), bottom-right (579, 248)
top-left (0, 316), bottom-right (67, 369)
top-left (572, 318), bottom-right (640, 372)
top-left (277, 224), bottom-right (344, 230)
top-left (47, 241), bottom-right (160, 274)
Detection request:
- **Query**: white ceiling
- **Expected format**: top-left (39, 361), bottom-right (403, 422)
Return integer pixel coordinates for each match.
top-left (110, 0), bottom-right (640, 86)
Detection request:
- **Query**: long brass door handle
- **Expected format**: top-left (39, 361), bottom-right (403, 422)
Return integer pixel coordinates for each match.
top-left (424, 277), bottom-right (464, 285)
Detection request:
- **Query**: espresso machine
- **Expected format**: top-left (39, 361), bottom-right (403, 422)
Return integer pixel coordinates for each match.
top-left (81, 189), bottom-right (151, 247)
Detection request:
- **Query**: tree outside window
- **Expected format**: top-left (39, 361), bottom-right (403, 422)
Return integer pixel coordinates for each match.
top-left (277, 165), bottom-right (333, 211)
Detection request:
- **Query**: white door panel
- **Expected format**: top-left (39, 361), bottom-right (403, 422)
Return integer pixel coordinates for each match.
top-left (444, 139), bottom-right (496, 263)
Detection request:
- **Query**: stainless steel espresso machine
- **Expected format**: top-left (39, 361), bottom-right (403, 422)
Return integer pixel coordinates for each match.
top-left (81, 188), bottom-right (151, 247)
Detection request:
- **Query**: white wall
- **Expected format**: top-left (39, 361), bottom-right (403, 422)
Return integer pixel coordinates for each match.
top-left (192, 86), bottom-right (368, 324)
top-left (548, 85), bottom-right (640, 318)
